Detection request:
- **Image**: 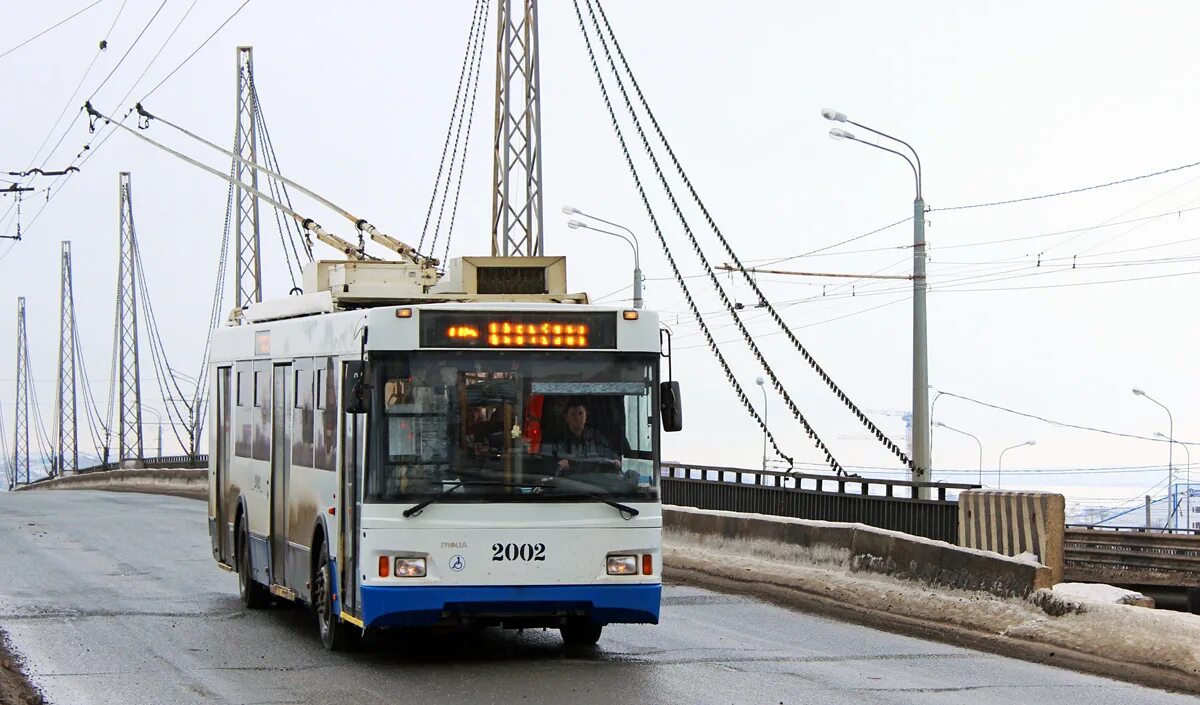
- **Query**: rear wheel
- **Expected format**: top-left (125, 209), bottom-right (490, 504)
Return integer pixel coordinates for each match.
top-left (237, 521), bottom-right (268, 609)
top-left (560, 619), bottom-right (603, 646)
top-left (315, 540), bottom-right (359, 651)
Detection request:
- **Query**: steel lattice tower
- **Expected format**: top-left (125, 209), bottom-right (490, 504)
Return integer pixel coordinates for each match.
top-left (12, 298), bottom-right (29, 486)
top-left (56, 241), bottom-right (79, 476)
top-left (234, 46), bottom-right (262, 309)
top-left (490, 0), bottom-right (544, 257)
top-left (116, 173), bottom-right (144, 466)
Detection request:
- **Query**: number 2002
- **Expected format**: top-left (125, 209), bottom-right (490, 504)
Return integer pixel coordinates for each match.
top-left (492, 542), bottom-right (546, 561)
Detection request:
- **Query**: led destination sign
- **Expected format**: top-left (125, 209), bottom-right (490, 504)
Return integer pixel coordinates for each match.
top-left (420, 311), bottom-right (616, 349)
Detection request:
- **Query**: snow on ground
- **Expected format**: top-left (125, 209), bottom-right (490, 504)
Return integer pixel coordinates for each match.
top-left (663, 527), bottom-right (1200, 684)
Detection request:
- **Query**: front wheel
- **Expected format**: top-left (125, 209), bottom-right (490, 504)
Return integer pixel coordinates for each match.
top-left (560, 619), bottom-right (603, 646)
top-left (237, 521), bottom-right (268, 609)
top-left (314, 541), bottom-right (359, 651)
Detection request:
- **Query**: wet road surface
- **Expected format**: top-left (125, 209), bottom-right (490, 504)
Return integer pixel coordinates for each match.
top-left (0, 491), bottom-right (1192, 705)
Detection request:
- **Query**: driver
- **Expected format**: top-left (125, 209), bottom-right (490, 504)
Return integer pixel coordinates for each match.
top-left (542, 401), bottom-right (620, 474)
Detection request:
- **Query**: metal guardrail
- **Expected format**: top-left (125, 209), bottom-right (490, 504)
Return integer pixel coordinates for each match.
top-left (660, 462), bottom-right (978, 543)
top-left (1066, 523), bottom-right (1200, 537)
top-left (1064, 526), bottom-right (1200, 588)
top-left (76, 454), bottom-right (210, 474)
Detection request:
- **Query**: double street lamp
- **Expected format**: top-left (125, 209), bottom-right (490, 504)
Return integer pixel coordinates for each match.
top-left (563, 206), bottom-right (643, 309)
top-left (933, 421), bottom-right (983, 486)
top-left (1155, 431), bottom-right (1191, 528)
top-left (1133, 388), bottom-right (1176, 528)
top-left (822, 108), bottom-right (930, 488)
top-left (997, 440), bottom-right (1035, 489)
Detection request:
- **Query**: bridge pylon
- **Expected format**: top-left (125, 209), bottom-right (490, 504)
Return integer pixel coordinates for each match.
top-left (12, 297), bottom-right (29, 486)
top-left (55, 242), bottom-right (79, 476)
top-left (115, 173), bottom-right (144, 468)
top-left (233, 46), bottom-right (262, 309)
top-left (490, 0), bottom-right (544, 257)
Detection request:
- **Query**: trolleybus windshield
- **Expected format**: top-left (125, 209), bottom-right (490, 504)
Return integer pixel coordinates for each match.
top-left (366, 352), bottom-right (658, 503)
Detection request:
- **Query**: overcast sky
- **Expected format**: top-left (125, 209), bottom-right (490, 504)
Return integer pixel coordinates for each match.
top-left (3, 1), bottom-right (1199, 514)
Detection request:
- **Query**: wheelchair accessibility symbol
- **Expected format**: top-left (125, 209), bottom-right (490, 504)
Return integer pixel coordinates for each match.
top-left (449, 555), bottom-right (466, 572)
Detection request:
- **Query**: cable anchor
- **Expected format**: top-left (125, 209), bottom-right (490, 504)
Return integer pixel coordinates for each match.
top-left (83, 101), bottom-right (103, 134)
top-left (135, 103), bottom-right (153, 130)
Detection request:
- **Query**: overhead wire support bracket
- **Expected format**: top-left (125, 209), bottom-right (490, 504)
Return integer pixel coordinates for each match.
top-left (85, 101), bottom-right (366, 262)
top-left (133, 102), bottom-right (436, 267)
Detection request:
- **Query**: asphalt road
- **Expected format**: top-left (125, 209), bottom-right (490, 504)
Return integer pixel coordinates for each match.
top-left (0, 491), bottom-right (1192, 705)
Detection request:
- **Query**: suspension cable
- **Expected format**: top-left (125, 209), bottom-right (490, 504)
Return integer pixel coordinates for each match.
top-left (441, 0), bottom-right (489, 264)
top-left (249, 64), bottom-right (312, 268)
top-left (570, 0), bottom-right (794, 468)
top-left (430, 0), bottom-right (488, 259)
top-left (420, 0), bottom-right (486, 255)
top-left (591, 0), bottom-right (911, 469)
top-left (579, 0), bottom-right (855, 473)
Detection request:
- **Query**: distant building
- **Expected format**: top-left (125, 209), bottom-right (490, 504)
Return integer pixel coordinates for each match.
top-left (1078, 484), bottom-right (1200, 530)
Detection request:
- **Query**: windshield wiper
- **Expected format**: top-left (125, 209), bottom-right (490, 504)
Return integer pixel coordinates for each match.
top-left (548, 491), bottom-right (640, 519)
top-left (402, 480), bottom-right (544, 518)
top-left (403, 482), bottom-right (464, 518)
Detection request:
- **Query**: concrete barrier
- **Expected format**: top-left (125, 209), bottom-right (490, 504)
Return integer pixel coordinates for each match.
top-left (16, 468), bottom-right (207, 501)
top-left (21, 478), bottom-right (1050, 597)
top-left (958, 490), bottom-right (1064, 584)
top-left (665, 505), bottom-right (1052, 598)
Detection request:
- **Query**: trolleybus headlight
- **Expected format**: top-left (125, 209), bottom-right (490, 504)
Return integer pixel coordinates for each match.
top-left (394, 557), bottom-right (427, 577)
top-left (606, 555), bottom-right (638, 575)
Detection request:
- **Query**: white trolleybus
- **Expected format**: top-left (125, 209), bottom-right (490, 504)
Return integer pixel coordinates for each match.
top-left (207, 256), bottom-right (682, 649)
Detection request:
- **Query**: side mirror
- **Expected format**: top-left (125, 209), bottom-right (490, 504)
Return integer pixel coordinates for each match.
top-left (343, 361), bottom-right (367, 414)
top-left (660, 381), bottom-right (683, 432)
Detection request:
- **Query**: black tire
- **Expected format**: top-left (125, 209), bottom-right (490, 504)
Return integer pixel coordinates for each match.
top-left (314, 540), bottom-right (359, 651)
top-left (560, 619), bottom-right (603, 646)
top-left (237, 521), bottom-right (268, 609)
top-left (1187, 588), bottom-right (1200, 615)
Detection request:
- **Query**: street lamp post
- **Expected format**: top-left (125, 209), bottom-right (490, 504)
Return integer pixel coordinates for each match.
top-left (1134, 388), bottom-right (1174, 528)
top-left (1155, 431), bottom-right (1190, 529)
top-left (563, 207), bottom-right (643, 309)
top-left (823, 109), bottom-right (929, 493)
top-left (755, 376), bottom-right (768, 472)
top-left (934, 421), bottom-right (983, 486)
top-left (997, 440), bottom-right (1035, 489)
top-left (142, 406), bottom-right (164, 459)
top-left (167, 369), bottom-right (202, 457)
top-left (928, 388), bottom-right (944, 454)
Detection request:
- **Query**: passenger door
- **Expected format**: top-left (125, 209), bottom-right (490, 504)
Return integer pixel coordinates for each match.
top-left (339, 362), bottom-right (364, 618)
top-left (270, 363), bottom-right (292, 585)
top-left (214, 367), bottom-right (232, 563)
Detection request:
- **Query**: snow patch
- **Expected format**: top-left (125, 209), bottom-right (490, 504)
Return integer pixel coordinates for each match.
top-left (1052, 582), bottom-right (1152, 606)
top-left (664, 528), bottom-right (1200, 684)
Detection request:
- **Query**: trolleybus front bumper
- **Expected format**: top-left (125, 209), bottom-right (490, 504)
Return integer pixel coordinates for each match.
top-left (358, 583), bottom-right (661, 628)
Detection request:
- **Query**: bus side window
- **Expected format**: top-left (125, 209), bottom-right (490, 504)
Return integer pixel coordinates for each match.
top-left (314, 358), bottom-right (336, 471)
top-left (292, 360), bottom-right (314, 468)
top-left (252, 363), bottom-right (272, 462)
top-left (235, 362), bottom-right (253, 458)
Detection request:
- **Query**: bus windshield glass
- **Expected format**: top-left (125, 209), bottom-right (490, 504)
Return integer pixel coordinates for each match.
top-left (366, 352), bottom-right (658, 503)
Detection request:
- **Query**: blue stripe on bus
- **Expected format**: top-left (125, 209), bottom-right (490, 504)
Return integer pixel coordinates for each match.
top-left (359, 583), bottom-right (661, 628)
